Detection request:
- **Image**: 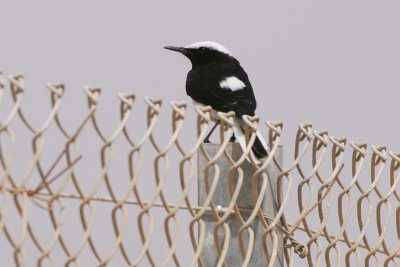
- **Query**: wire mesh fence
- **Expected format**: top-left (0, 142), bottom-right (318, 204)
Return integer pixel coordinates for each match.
top-left (0, 72), bottom-right (399, 266)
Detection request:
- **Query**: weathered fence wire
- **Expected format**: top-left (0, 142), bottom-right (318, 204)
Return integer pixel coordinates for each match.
top-left (0, 72), bottom-right (399, 266)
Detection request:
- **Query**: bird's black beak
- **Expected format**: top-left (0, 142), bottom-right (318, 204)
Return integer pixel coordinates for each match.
top-left (164, 46), bottom-right (191, 56)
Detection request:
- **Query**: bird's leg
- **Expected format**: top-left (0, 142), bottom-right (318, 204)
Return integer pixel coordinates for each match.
top-left (229, 133), bottom-right (236, 143)
top-left (203, 121), bottom-right (219, 143)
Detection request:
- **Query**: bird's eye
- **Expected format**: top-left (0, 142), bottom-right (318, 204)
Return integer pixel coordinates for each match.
top-left (199, 47), bottom-right (206, 52)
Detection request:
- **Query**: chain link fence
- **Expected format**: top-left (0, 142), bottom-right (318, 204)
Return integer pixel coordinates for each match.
top-left (0, 72), bottom-right (399, 266)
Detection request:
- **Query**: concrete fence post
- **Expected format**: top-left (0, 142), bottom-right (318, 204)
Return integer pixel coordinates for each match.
top-left (198, 143), bottom-right (284, 267)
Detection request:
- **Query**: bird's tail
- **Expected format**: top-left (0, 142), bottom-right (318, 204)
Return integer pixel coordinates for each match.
top-left (252, 131), bottom-right (269, 159)
top-left (233, 118), bottom-right (269, 161)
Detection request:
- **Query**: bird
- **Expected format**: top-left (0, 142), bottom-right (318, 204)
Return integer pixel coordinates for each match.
top-left (164, 41), bottom-right (268, 160)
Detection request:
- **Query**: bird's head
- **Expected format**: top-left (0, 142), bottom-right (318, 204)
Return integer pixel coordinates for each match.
top-left (164, 41), bottom-right (233, 66)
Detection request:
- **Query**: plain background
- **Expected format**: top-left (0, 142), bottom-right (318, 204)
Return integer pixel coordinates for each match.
top-left (1, 1), bottom-right (399, 149)
top-left (0, 1), bottom-right (399, 266)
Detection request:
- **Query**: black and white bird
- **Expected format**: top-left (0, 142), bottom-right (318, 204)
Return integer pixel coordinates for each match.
top-left (165, 41), bottom-right (268, 159)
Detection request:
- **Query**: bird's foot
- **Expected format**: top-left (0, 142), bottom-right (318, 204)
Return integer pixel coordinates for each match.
top-left (229, 134), bottom-right (236, 143)
top-left (203, 138), bottom-right (211, 143)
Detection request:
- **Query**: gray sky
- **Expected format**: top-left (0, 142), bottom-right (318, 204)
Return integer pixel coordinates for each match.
top-left (1, 1), bottom-right (399, 266)
top-left (1, 1), bottom-right (399, 149)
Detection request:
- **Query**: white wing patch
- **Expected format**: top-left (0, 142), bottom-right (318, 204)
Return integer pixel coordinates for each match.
top-left (185, 41), bottom-right (232, 56)
top-left (219, 76), bottom-right (246, 91)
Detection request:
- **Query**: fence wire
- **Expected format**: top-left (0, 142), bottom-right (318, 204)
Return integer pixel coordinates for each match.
top-left (0, 72), bottom-right (399, 267)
